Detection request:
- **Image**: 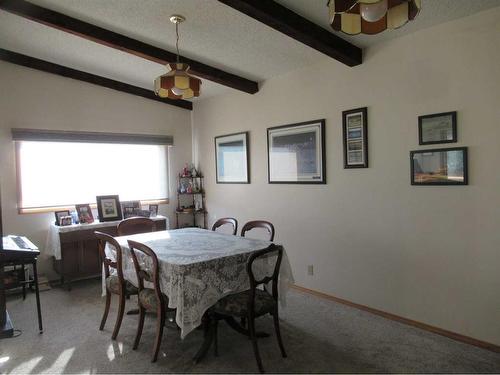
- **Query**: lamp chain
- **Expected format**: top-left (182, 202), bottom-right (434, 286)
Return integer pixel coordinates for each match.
top-left (175, 21), bottom-right (180, 63)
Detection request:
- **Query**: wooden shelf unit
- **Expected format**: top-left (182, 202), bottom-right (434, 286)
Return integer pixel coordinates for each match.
top-left (175, 174), bottom-right (207, 229)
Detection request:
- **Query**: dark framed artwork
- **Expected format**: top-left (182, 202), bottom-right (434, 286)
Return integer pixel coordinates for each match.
top-left (215, 131), bottom-right (249, 183)
top-left (54, 210), bottom-right (70, 226)
top-left (418, 111), bottom-right (457, 145)
top-left (342, 107), bottom-right (368, 168)
top-left (75, 204), bottom-right (94, 224)
top-left (149, 204), bottom-right (159, 217)
top-left (267, 119), bottom-right (326, 184)
top-left (121, 200), bottom-right (141, 219)
top-left (96, 195), bottom-right (123, 222)
top-left (410, 147), bottom-right (468, 185)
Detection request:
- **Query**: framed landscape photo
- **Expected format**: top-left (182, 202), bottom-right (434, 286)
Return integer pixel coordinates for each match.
top-left (54, 210), bottom-right (70, 226)
top-left (418, 111), bottom-right (457, 145)
top-left (75, 204), bottom-right (94, 224)
top-left (96, 195), bottom-right (123, 222)
top-left (121, 200), bottom-right (141, 219)
top-left (343, 107), bottom-right (368, 168)
top-left (267, 119), bottom-right (326, 184)
top-left (410, 147), bottom-right (468, 185)
top-left (215, 132), bottom-right (249, 184)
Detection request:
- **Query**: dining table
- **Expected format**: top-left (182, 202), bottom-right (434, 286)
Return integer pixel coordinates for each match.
top-left (104, 227), bottom-right (294, 341)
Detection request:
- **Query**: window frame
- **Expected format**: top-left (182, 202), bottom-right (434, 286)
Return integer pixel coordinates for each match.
top-left (13, 129), bottom-right (172, 214)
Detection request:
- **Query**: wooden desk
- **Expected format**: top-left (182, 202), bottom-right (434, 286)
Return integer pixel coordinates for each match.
top-left (47, 217), bottom-right (167, 289)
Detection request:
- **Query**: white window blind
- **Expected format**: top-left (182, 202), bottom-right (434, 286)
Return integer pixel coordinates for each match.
top-left (17, 141), bottom-right (169, 210)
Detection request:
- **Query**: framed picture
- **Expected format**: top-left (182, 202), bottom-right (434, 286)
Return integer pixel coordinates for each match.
top-left (418, 111), bottom-right (457, 145)
top-left (96, 195), bottom-right (123, 222)
top-left (75, 204), bottom-right (94, 224)
top-left (121, 200), bottom-right (141, 219)
top-left (60, 216), bottom-right (72, 226)
top-left (135, 209), bottom-right (151, 218)
top-left (149, 204), bottom-right (159, 217)
top-left (267, 120), bottom-right (326, 184)
top-left (343, 107), bottom-right (368, 168)
top-left (410, 147), bottom-right (468, 185)
top-left (215, 132), bottom-right (249, 183)
top-left (54, 210), bottom-right (70, 226)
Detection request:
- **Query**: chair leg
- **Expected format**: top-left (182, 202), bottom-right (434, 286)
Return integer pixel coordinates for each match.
top-left (133, 306), bottom-right (146, 350)
top-left (112, 293), bottom-right (126, 340)
top-left (248, 316), bottom-right (264, 373)
top-left (272, 307), bottom-right (287, 358)
top-left (99, 291), bottom-right (111, 331)
top-left (152, 308), bottom-right (166, 362)
top-left (214, 319), bottom-right (219, 357)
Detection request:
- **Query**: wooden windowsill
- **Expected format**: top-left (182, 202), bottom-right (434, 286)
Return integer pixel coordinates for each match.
top-left (18, 198), bottom-right (169, 215)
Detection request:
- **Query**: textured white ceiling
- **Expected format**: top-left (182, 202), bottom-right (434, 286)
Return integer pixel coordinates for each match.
top-left (1, 0), bottom-right (499, 102)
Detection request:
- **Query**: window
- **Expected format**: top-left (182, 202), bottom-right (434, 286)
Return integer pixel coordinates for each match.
top-left (13, 129), bottom-right (172, 213)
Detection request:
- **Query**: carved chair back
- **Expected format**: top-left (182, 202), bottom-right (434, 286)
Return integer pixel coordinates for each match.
top-left (241, 220), bottom-right (275, 242)
top-left (127, 240), bottom-right (162, 304)
top-left (117, 217), bottom-right (156, 236)
top-left (95, 231), bottom-right (124, 281)
top-left (212, 217), bottom-right (238, 235)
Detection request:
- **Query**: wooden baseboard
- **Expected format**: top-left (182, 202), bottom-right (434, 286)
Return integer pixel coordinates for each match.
top-left (290, 284), bottom-right (500, 354)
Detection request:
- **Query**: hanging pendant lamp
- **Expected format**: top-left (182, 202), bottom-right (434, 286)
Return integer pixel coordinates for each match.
top-left (154, 15), bottom-right (201, 100)
top-left (327, 0), bottom-right (421, 35)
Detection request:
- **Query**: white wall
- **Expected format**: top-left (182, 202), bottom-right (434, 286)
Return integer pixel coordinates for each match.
top-left (0, 61), bottom-right (192, 279)
top-left (193, 8), bottom-right (500, 345)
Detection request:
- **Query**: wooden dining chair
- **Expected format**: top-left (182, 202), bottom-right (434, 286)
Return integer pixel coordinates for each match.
top-left (117, 217), bottom-right (156, 236)
top-left (241, 220), bottom-right (275, 241)
top-left (211, 244), bottom-right (286, 373)
top-left (128, 240), bottom-right (175, 362)
top-left (212, 217), bottom-right (238, 235)
top-left (95, 231), bottom-right (138, 340)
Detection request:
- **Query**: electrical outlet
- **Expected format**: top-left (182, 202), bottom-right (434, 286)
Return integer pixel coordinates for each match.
top-left (307, 265), bottom-right (314, 276)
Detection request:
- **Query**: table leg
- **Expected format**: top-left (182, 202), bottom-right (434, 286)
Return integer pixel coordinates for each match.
top-left (193, 313), bottom-right (215, 364)
top-left (32, 260), bottom-right (43, 334)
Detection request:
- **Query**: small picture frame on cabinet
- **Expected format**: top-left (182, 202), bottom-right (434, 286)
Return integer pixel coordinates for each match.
top-left (75, 204), bottom-right (94, 224)
top-left (149, 204), bottom-right (158, 217)
top-left (55, 210), bottom-right (70, 226)
top-left (96, 195), bottom-right (123, 222)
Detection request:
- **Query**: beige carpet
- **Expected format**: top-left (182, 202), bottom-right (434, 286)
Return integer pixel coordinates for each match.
top-left (1, 280), bottom-right (499, 373)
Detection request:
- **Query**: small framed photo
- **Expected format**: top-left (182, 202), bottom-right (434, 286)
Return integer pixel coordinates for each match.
top-left (343, 107), bottom-right (368, 168)
top-left (149, 204), bottom-right (159, 217)
top-left (75, 204), bottom-right (94, 224)
top-left (418, 111), bottom-right (457, 145)
top-left (267, 119), bottom-right (326, 184)
top-left (60, 216), bottom-right (73, 226)
top-left (215, 132), bottom-right (250, 183)
top-left (410, 147), bottom-right (468, 185)
top-left (121, 200), bottom-right (141, 219)
top-left (96, 195), bottom-right (123, 222)
top-left (55, 210), bottom-right (70, 226)
top-left (135, 209), bottom-right (151, 218)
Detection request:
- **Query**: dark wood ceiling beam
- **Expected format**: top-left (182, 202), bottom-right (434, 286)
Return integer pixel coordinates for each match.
top-left (0, 0), bottom-right (259, 94)
top-left (0, 49), bottom-right (193, 110)
top-left (218, 0), bottom-right (362, 67)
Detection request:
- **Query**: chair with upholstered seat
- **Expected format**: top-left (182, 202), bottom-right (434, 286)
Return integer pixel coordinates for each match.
top-left (117, 217), bottom-right (156, 236)
top-left (241, 220), bottom-right (275, 241)
top-left (95, 231), bottom-right (138, 340)
top-left (211, 244), bottom-right (286, 373)
top-left (212, 217), bottom-right (238, 235)
top-left (128, 240), bottom-right (175, 362)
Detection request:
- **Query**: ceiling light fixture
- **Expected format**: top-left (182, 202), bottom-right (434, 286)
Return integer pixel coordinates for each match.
top-left (327, 0), bottom-right (421, 35)
top-left (154, 15), bottom-right (201, 99)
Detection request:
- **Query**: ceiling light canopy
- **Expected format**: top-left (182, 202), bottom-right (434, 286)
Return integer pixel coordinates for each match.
top-left (154, 15), bottom-right (201, 100)
top-left (328, 0), bottom-right (421, 35)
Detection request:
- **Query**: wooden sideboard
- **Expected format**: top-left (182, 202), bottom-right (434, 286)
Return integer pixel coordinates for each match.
top-left (52, 217), bottom-right (167, 289)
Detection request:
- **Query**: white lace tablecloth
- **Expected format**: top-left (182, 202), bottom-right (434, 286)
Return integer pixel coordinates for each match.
top-left (45, 216), bottom-right (169, 259)
top-left (104, 228), bottom-right (294, 339)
